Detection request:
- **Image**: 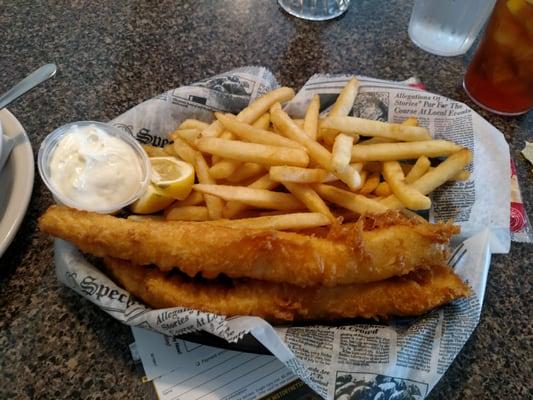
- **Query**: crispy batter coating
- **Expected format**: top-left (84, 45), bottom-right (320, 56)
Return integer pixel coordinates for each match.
top-left (104, 257), bottom-right (470, 322)
top-left (39, 205), bottom-right (459, 287)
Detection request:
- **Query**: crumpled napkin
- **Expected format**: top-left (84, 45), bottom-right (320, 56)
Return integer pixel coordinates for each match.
top-left (0, 134), bottom-right (14, 172)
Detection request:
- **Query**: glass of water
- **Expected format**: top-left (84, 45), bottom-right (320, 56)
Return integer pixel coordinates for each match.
top-left (408, 0), bottom-right (497, 56)
top-left (278, 0), bottom-right (351, 21)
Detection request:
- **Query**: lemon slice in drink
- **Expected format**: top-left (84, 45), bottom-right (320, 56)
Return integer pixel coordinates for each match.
top-left (149, 157), bottom-right (195, 200)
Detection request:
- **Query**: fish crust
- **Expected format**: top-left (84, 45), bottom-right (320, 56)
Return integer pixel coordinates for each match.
top-left (104, 257), bottom-right (470, 323)
top-left (39, 205), bottom-right (459, 287)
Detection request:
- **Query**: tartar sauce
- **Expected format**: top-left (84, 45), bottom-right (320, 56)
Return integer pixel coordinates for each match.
top-left (49, 125), bottom-right (143, 209)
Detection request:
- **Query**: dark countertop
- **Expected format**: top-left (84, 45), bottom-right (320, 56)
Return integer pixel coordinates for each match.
top-left (0, 1), bottom-right (531, 399)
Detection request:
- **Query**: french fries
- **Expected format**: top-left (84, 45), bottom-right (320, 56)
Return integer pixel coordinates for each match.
top-left (359, 137), bottom-right (397, 145)
top-left (383, 161), bottom-right (431, 210)
top-left (142, 144), bottom-right (168, 157)
top-left (209, 159), bottom-right (242, 180)
top-left (331, 134), bottom-right (354, 173)
top-left (179, 119), bottom-right (209, 131)
top-left (332, 78), bottom-right (359, 114)
top-left (351, 140), bottom-right (462, 162)
top-left (402, 117), bottom-right (419, 127)
top-left (253, 113), bottom-right (271, 130)
top-left (165, 205), bottom-right (209, 221)
top-left (202, 87), bottom-right (295, 138)
top-left (226, 162), bottom-right (265, 183)
top-left (210, 131), bottom-right (233, 166)
top-left (359, 172), bottom-right (380, 195)
top-left (303, 95), bottom-right (320, 140)
top-left (163, 143), bottom-right (176, 156)
top-left (127, 214), bottom-right (165, 222)
top-left (178, 191), bottom-right (204, 206)
top-left (193, 184), bottom-right (304, 211)
top-left (410, 149), bottom-right (472, 194)
top-left (171, 128), bottom-right (202, 146)
top-left (381, 149), bottom-right (472, 209)
top-left (452, 170), bottom-right (470, 181)
top-left (210, 212), bottom-right (331, 230)
top-left (314, 184), bottom-right (388, 215)
top-left (131, 79), bottom-right (473, 228)
top-left (269, 166), bottom-right (332, 183)
top-left (172, 137), bottom-right (197, 165)
top-left (236, 87), bottom-right (295, 125)
top-left (321, 77), bottom-right (360, 144)
top-left (270, 103), bottom-right (362, 190)
top-left (373, 182), bottom-right (391, 197)
top-left (282, 182), bottom-right (335, 222)
top-left (196, 137), bottom-right (310, 167)
top-left (216, 113), bottom-right (303, 149)
top-left (322, 116), bottom-right (431, 142)
top-left (405, 156), bottom-right (431, 183)
top-left (194, 153), bottom-right (223, 219)
top-left (209, 113), bottom-right (273, 179)
top-left (223, 174), bottom-right (279, 219)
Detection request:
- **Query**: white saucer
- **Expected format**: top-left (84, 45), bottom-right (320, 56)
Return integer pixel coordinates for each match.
top-left (0, 109), bottom-right (34, 257)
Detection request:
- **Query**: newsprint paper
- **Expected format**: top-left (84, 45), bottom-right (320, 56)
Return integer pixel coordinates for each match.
top-left (53, 67), bottom-right (511, 399)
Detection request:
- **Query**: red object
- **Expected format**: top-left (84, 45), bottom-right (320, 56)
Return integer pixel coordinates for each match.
top-left (510, 202), bottom-right (527, 232)
top-left (464, 0), bottom-right (533, 115)
top-left (509, 159), bottom-right (528, 233)
top-left (408, 82), bottom-right (427, 91)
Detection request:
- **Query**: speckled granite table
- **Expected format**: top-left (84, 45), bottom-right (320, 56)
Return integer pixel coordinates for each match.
top-left (0, 1), bottom-right (531, 399)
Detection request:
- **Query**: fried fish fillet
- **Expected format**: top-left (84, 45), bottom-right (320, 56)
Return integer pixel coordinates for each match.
top-left (39, 205), bottom-right (458, 287)
top-left (104, 257), bottom-right (470, 322)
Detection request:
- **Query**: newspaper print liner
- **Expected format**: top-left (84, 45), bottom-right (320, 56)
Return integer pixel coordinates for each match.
top-left (54, 67), bottom-right (509, 399)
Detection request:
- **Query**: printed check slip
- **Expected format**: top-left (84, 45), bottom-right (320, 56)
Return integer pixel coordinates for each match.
top-left (130, 327), bottom-right (318, 400)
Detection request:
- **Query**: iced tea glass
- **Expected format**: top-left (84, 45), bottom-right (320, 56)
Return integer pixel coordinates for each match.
top-left (463, 0), bottom-right (533, 115)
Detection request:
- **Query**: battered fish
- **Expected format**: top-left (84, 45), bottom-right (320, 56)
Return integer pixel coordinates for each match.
top-left (39, 205), bottom-right (458, 287)
top-left (104, 257), bottom-right (470, 322)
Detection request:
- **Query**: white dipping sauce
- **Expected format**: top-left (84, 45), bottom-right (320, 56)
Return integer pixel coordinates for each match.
top-left (49, 125), bottom-right (143, 209)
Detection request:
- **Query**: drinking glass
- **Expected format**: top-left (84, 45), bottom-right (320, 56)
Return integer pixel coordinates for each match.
top-left (277, 0), bottom-right (351, 21)
top-left (408, 0), bottom-right (496, 56)
top-left (463, 0), bottom-right (533, 115)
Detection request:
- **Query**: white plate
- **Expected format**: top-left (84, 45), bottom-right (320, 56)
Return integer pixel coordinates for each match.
top-left (0, 109), bottom-right (34, 257)
top-left (0, 122), bottom-right (3, 159)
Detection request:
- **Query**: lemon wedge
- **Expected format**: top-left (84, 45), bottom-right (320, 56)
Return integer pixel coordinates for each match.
top-left (129, 157), bottom-right (195, 214)
top-left (130, 183), bottom-right (175, 214)
top-left (149, 157), bottom-right (195, 200)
